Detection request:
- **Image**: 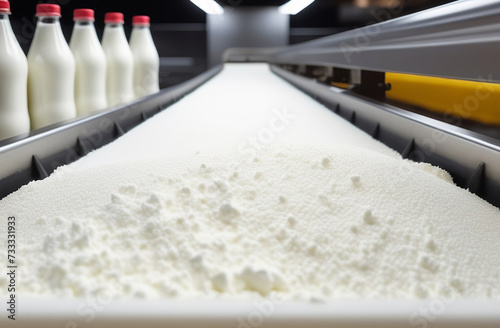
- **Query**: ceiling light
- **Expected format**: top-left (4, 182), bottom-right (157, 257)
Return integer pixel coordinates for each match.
top-left (279, 0), bottom-right (315, 15)
top-left (190, 0), bottom-right (224, 15)
top-left (354, 0), bottom-right (370, 8)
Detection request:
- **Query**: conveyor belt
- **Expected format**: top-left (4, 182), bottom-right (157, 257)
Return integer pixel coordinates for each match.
top-left (1, 63), bottom-right (500, 209)
top-left (1, 64), bottom-right (500, 328)
top-left (68, 63), bottom-right (400, 171)
top-left (0, 63), bottom-right (402, 200)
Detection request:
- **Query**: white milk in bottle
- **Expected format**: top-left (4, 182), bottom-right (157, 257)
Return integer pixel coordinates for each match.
top-left (28, 4), bottom-right (76, 130)
top-left (70, 9), bottom-right (107, 116)
top-left (101, 12), bottom-right (134, 107)
top-left (129, 15), bottom-right (160, 99)
top-left (0, 0), bottom-right (30, 140)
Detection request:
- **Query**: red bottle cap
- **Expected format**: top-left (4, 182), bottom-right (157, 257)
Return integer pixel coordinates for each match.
top-left (74, 9), bottom-right (94, 21)
top-left (105, 12), bottom-right (124, 24)
top-left (132, 15), bottom-right (150, 26)
top-left (36, 4), bottom-right (61, 17)
top-left (0, 0), bottom-right (10, 14)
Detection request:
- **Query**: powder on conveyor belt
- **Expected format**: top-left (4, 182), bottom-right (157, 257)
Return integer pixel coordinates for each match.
top-left (0, 64), bottom-right (499, 300)
top-left (0, 144), bottom-right (499, 300)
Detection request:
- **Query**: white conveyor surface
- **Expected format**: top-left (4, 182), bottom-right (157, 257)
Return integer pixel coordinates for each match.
top-left (1, 64), bottom-right (499, 327)
top-left (1, 63), bottom-right (403, 227)
top-left (71, 63), bottom-right (400, 170)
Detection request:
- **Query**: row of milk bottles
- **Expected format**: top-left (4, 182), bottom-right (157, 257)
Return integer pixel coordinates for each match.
top-left (0, 2), bottom-right (160, 140)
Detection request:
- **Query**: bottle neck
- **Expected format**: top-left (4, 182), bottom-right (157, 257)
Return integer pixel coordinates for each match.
top-left (132, 24), bottom-right (150, 30)
top-left (75, 19), bottom-right (94, 27)
top-left (37, 16), bottom-right (61, 24)
top-left (0, 13), bottom-right (9, 21)
top-left (106, 23), bottom-right (124, 29)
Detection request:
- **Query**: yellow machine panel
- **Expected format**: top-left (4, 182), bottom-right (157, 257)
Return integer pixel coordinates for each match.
top-left (386, 73), bottom-right (500, 125)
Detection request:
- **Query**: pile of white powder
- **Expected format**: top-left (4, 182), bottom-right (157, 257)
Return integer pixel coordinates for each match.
top-left (0, 64), bottom-right (499, 301)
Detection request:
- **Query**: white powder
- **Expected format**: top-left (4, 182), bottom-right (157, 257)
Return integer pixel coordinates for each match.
top-left (0, 64), bottom-right (499, 301)
top-left (2, 145), bottom-right (499, 300)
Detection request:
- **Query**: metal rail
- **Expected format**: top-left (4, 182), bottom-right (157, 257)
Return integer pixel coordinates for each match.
top-left (223, 0), bottom-right (500, 100)
top-left (268, 0), bottom-right (500, 83)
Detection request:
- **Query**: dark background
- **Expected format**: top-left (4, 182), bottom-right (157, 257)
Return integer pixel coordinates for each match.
top-left (9, 0), bottom-right (456, 88)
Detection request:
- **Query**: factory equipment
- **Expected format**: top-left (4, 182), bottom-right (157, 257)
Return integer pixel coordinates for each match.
top-left (1, 1), bottom-right (500, 326)
top-left (2, 0), bottom-right (500, 207)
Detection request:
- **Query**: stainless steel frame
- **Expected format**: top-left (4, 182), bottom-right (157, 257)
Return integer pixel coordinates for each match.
top-left (269, 0), bottom-right (500, 83)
